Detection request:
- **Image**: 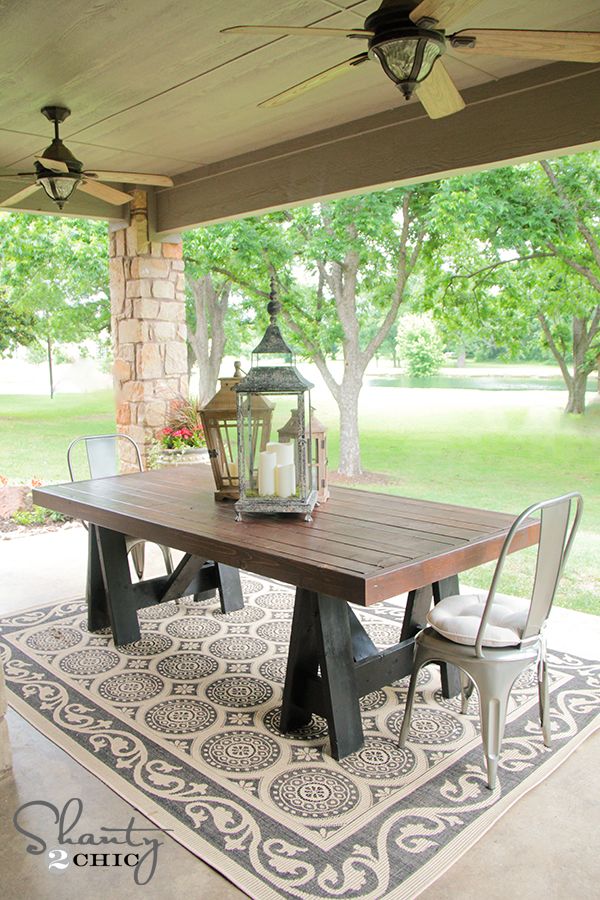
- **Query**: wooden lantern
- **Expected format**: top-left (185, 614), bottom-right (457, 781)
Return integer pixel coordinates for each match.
top-left (279, 408), bottom-right (329, 504)
top-left (200, 361), bottom-right (273, 501)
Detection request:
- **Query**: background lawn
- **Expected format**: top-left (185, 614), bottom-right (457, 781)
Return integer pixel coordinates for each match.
top-left (0, 368), bottom-right (598, 615)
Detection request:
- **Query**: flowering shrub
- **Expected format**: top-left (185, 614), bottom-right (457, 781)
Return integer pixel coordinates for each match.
top-left (158, 425), bottom-right (206, 450)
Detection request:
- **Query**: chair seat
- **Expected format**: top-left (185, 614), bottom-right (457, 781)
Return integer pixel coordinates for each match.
top-left (427, 593), bottom-right (528, 648)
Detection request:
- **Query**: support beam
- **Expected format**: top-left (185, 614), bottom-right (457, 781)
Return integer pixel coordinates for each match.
top-left (156, 63), bottom-right (600, 233)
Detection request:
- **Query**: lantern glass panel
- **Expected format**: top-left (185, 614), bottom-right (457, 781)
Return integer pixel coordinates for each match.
top-left (238, 390), bottom-right (313, 502)
top-left (206, 416), bottom-right (239, 487)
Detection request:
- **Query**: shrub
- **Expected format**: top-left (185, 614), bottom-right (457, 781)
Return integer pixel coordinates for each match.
top-left (396, 314), bottom-right (445, 378)
top-left (11, 506), bottom-right (67, 527)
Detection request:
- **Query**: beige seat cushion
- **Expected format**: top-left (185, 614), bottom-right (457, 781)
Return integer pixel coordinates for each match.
top-left (427, 593), bottom-right (528, 648)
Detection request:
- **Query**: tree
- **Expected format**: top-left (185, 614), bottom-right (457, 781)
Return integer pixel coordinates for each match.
top-left (428, 153), bottom-right (600, 414)
top-left (0, 297), bottom-right (36, 356)
top-left (397, 313), bottom-right (444, 377)
top-left (276, 188), bottom-right (436, 475)
top-left (183, 224), bottom-right (272, 403)
top-left (0, 213), bottom-right (109, 397)
top-left (189, 188), bottom-right (436, 476)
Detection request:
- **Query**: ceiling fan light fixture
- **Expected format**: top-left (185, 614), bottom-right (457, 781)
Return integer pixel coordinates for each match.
top-left (370, 31), bottom-right (445, 99)
top-left (37, 174), bottom-right (81, 209)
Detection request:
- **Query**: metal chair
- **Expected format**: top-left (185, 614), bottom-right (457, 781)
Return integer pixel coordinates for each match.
top-left (399, 492), bottom-right (583, 790)
top-left (67, 433), bottom-right (173, 579)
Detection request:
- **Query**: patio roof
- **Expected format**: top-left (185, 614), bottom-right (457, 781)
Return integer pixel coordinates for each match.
top-left (1, 0), bottom-right (599, 231)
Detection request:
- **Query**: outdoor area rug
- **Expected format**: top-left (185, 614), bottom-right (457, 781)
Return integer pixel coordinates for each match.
top-left (1, 575), bottom-right (599, 900)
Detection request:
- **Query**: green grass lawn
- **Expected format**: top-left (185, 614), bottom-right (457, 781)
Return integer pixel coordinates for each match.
top-left (1, 380), bottom-right (598, 614)
top-left (0, 392), bottom-right (116, 483)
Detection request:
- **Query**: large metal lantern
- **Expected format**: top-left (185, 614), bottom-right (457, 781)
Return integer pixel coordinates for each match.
top-left (234, 295), bottom-right (318, 522)
top-left (200, 361), bottom-right (273, 501)
top-left (279, 408), bottom-right (329, 504)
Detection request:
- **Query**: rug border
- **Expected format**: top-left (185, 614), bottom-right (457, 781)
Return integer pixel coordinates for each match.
top-left (5, 696), bottom-right (269, 900)
top-left (3, 595), bottom-right (599, 899)
top-left (6, 690), bottom-right (599, 900)
top-left (398, 717), bottom-right (599, 900)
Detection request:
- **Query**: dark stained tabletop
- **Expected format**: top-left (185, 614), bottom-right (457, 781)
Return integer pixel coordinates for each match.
top-left (33, 465), bottom-right (539, 606)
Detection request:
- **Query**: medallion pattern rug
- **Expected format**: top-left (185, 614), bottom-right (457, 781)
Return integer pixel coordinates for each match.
top-left (1, 576), bottom-right (598, 899)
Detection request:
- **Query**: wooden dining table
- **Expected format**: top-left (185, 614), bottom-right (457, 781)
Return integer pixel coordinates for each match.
top-left (33, 465), bottom-right (539, 760)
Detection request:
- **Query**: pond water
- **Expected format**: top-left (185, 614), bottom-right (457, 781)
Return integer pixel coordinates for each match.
top-left (368, 373), bottom-right (596, 392)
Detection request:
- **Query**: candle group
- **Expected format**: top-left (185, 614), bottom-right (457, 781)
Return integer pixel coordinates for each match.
top-left (258, 442), bottom-right (297, 497)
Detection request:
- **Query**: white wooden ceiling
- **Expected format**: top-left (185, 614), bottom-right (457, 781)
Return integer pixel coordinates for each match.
top-left (0, 0), bottom-right (599, 223)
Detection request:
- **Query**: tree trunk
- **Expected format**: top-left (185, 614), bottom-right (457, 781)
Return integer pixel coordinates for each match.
top-left (47, 334), bottom-right (54, 399)
top-left (565, 371), bottom-right (588, 414)
top-left (188, 275), bottom-right (229, 406)
top-left (337, 376), bottom-right (362, 477)
top-left (564, 317), bottom-right (589, 414)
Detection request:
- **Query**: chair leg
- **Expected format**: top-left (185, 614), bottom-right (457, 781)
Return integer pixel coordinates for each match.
top-left (472, 664), bottom-right (522, 791)
top-left (460, 670), bottom-right (474, 715)
top-left (398, 649), bottom-right (428, 748)
top-left (129, 542), bottom-right (145, 580)
top-left (159, 544), bottom-right (173, 575)
top-left (538, 653), bottom-right (552, 748)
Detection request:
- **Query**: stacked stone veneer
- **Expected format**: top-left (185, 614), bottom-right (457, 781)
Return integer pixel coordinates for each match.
top-left (109, 225), bottom-right (188, 470)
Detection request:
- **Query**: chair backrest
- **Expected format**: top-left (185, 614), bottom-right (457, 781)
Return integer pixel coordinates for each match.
top-left (476, 493), bottom-right (583, 656)
top-left (67, 433), bottom-right (142, 482)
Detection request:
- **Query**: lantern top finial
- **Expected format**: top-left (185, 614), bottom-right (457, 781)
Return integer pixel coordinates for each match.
top-left (251, 286), bottom-right (295, 364)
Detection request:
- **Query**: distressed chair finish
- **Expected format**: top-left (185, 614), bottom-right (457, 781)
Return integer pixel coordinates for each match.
top-left (67, 434), bottom-right (173, 578)
top-left (399, 493), bottom-right (583, 789)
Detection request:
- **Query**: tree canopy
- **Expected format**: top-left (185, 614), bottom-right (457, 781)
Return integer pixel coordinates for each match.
top-left (427, 152), bottom-right (600, 412)
top-left (0, 213), bottom-right (109, 395)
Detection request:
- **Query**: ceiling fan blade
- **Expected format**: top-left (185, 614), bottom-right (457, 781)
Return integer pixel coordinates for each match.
top-left (450, 29), bottom-right (600, 62)
top-left (78, 180), bottom-right (132, 205)
top-left (84, 170), bottom-right (174, 187)
top-left (259, 53), bottom-right (369, 109)
top-left (1, 183), bottom-right (42, 207)
top-left (34, 156), bottom-right (70, 173)
top-left (0, 173), bottom-right (35, 179)
top-left (410, 0), bottom-right (482, 29)
top-left (416, 59), bottom-right (466, 119)
top-left (222, 24), bottom-right (372, 38)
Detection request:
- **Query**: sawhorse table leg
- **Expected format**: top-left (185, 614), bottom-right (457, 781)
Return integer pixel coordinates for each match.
top-left (86, 525), bottom-right (244, 646)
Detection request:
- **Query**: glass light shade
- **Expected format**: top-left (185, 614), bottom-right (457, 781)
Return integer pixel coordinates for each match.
top-left (38, 175), bottom-right (80, 209)
top-left (371, 35), bottom-right (444, 98)
top-left (279, 407), bottom-right (329, 504)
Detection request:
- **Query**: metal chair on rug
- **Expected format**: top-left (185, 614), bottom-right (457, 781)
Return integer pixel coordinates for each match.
top-left (67, 433), bottom-right (173, 579)
top-left (399, 492), bottom-right (583, 789)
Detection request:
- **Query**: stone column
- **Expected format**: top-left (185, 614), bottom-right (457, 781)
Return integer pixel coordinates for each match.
top-left (109, 191), bottom-right (188, 469)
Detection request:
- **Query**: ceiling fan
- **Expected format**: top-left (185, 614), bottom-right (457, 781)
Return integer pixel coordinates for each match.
top-left (0, 106), bottom-right (174, 210)
top-left (222, 0), bottom-right (600, 119)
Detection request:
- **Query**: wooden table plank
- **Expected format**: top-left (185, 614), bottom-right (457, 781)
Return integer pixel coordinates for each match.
top-left (33, 465), bottom-right (539, 606)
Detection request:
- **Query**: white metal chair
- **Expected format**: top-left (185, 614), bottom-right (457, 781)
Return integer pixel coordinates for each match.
top-left (399, 492), bottom-right (583, 790)
top-left (67, 433), bottom-right (173, 579)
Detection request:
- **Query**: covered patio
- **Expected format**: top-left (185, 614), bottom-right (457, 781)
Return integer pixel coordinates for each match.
top-left (1, 1), bottom-right (599, 897)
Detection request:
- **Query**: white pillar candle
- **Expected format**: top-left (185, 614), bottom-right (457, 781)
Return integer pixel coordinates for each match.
top-left (267, 441), bottom-right (294, 467)
top-left (228, 462), bottom-right (238, 478)
top-left (258, 451), bottom-right (276, 495)
top-left (276, 462), bottom-right (296, 498)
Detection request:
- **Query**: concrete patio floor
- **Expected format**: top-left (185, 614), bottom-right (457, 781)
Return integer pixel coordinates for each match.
top-left (0, 526), bottom-right (598, 899)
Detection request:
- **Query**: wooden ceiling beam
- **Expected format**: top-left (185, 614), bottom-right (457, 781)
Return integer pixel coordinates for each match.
top-left (155, 62), bottom-right (600, 234)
